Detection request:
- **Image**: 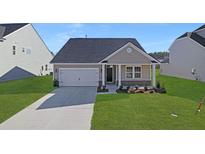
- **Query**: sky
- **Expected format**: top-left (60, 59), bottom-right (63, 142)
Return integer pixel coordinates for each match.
top-left (33, 23), bottom-right (203, 54)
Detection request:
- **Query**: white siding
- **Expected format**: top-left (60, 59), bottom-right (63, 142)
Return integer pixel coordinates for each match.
top-left (161, 38), bottom-right (205, 81)
top-left (0, 24), bottom-right (53, 77)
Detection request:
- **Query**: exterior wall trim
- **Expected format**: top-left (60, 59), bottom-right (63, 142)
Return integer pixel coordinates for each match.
top-left (187, 37), bottom-right (205, 50)
top-left (195, 27), bottom-right (205, 33)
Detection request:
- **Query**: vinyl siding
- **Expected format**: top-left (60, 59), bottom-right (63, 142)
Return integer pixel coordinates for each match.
top-left (161, 38), bottom-right (205, 81)
top-left (107, 45), bottom-right (151, 64)
top-left (0, 24), bottom-right (53, 77)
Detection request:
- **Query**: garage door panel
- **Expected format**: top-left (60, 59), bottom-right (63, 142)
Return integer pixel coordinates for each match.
top-left (59, 68), bottom-right (99, 87)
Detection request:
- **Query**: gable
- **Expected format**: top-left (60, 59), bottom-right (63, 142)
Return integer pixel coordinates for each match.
top-left (106, 44), bottom-right (151, 64)
top-left (169, 37), bottom-right (205, 64)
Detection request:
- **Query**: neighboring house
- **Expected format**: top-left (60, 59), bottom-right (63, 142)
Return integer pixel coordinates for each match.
top-left (51, 38), bottom-right (159, 87)
top-left (149, 52), bottom-right (169, 63)
top-left (160, 57), bottom-right (169, 63)
top-left (0, 23), bottom-right (54, 82)
top-left (160, 24), bottom-right (205, 81)
top-left (0, 26), bottom-right (6, 41)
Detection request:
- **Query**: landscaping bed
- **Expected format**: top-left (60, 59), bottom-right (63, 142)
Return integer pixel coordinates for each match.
top-left (116, 83), bottom-right (166, 94)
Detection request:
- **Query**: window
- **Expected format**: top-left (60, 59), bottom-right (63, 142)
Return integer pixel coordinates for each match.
top-left (126, 67), bottom-right (133, 78)
top-left (22, 48), bottom-right (25, 52)
top-left (26, 48), bottom-right (31, 55)
top-left (12, 45), bottom-right (16, 55)
top-left (41, 66), bottom-right (44, 71)
top-left (134, 67), bottom-right (141, 78)
top-left (45, 64), bottom-right (48, 71)
top-left (126, 66), bottom-right (141, 79)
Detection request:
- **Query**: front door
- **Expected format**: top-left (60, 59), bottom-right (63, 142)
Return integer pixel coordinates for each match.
top-left (106, 66), bottom-right (113, 82)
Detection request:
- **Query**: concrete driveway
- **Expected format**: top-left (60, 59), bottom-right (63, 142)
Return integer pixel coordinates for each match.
top-left (0, 87), bottom-right (97, 130)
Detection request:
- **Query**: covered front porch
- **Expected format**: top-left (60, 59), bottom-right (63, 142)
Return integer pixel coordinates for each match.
top-left (101, 63), bottom-right (156, 87)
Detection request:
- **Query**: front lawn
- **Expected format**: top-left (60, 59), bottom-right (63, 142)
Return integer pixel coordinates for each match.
top-left (91, 72), bottom-right (205, 130)
top-left (0, 76), bottom-right (54, 124)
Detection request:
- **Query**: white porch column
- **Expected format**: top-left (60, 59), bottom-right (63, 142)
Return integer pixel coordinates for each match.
top-left (115, 65), bottom-right (118, 82)
top-left (152, 63), bottom-right (156, 87)
top-left (118, 64), bottom-right (121, 87)
top-left (102, 64), bottom-right (105, 86)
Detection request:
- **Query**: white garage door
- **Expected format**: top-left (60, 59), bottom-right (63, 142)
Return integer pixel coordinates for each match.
top-left (59, 68), bottom-right (99, 87)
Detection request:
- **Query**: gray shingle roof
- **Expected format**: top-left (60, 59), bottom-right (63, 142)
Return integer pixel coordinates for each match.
top-left (0, 23), bottom-right (29, 37)
top-left (190, 32), bottom-right (205, 47)
top-left (0, 66), bottom-right (35, 82)
top-left (176, 31), bottom-right (205, 47)
top-left (194, 24), bottom-right (205, 32)
top-left (51, 38), bottom-right (146, 63)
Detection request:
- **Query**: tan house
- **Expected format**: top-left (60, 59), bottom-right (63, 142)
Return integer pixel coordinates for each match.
top-left (51, 38), bottom-right (159, 87)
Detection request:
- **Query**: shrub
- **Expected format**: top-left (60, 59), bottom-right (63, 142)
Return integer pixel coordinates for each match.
top-left (119, 85), bottom-right (123, 90)
top-left (155, 87), bottom-right (166, 94)
top-left (97, 86), bottom-right (109, 92)
top-left (156, 81), bottom-right (160, 88)
top-left (53, 80), bottom-right (59, 87)
top-left (126, 86), bottom-right (130, 90)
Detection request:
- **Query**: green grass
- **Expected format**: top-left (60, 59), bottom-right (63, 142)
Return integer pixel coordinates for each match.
top-left (157, 72), bottom-right (205, 102)
top-left (0, 76), bottom-right (54, 124)
top-left (92, 71), bottom-right (205, 130)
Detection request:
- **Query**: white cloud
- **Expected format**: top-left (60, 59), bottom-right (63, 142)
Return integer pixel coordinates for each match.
top-left (67, 23), bottom-right (84, 28)
top-left (56, 30), bottom-right (85, 44)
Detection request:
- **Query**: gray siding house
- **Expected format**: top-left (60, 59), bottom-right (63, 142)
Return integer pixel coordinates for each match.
top-left (51, 38), bottom-right (159, 87)
top-left (0, 23), bottom-right (54, 82)
top-left (161, 24), bottom-right (205, 81)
